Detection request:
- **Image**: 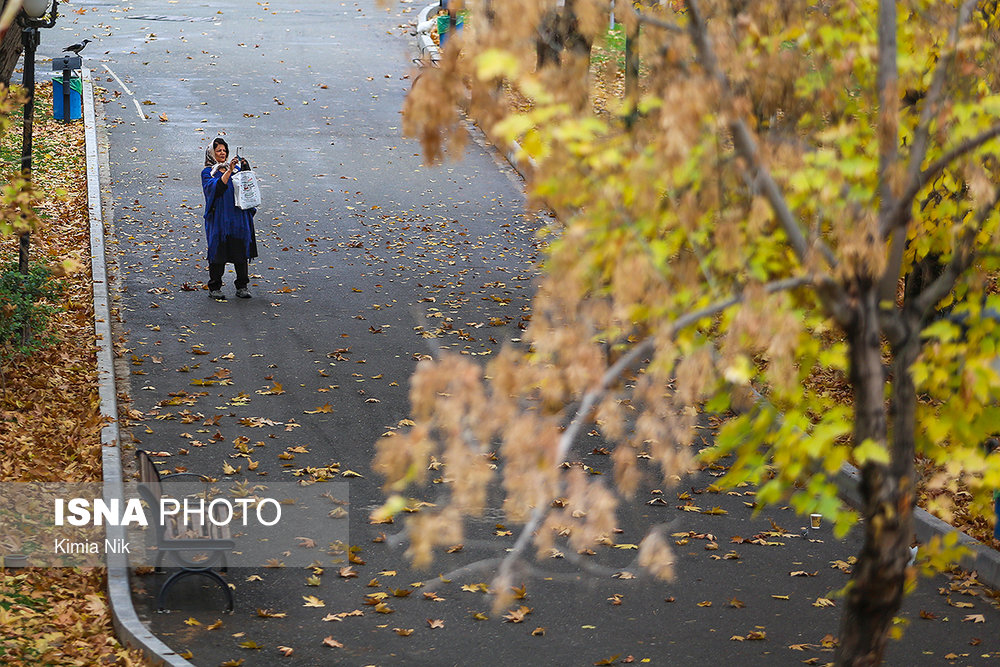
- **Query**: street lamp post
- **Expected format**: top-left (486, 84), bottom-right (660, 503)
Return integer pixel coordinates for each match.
top-left (17, 0), bottom-right (58, 274)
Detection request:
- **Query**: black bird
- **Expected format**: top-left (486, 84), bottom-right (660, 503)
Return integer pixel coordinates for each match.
top-left (62, 39), bottom-right (91, 55)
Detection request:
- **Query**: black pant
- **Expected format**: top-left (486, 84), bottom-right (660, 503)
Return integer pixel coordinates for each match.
top-left (208, 260), bottom-right (248, 291)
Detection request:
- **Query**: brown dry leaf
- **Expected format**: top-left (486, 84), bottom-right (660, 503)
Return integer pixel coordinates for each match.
top-left (531, 626), bottom-right (546, 636)
top-left (302, 596), bottom-right (325, 608)
top-left (964, 613), bottom-right (985, 623)
top-left (427, 618), bottom-right (445, 628)
top-left (502, 605), bottom-right (533, 623)
top-left (393, 628), bottom-right (414, 636)
top-left (322, 636), bottom-right (343, 648)
top-left (277, 646), bottom-right (294, 657)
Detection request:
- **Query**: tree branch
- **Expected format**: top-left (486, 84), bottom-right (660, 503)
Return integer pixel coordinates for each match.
top-left (876, 1), bottom-right (981, 304)
top-left (632, 8), bottom-right (683, 34)
top-left (683, 0), bottom-right (847, 322)
top-left (493, 274), bottom-right (816, 587)
top-left (885, 0), bottom-right (978, 239)
top-left (877, 122), bottom-right (1000, 302)
top-left (912, 186), bottom-right (1000, 316)
top-left (494, 336), bottom-right (653, 590)
top-left (420, 558), bottom-right (505, 592)
top-left (876, 0), bottom-right (899, 218)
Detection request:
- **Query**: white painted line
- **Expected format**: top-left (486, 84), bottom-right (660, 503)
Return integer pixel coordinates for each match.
top-left (101, 63), bottom-right (133, 96)
top-left (132, 97), bottom-right (146, 121)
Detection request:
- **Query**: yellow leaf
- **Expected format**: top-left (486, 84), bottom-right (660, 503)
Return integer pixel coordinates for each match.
top-left (302, 596), bottom-right (325, 608)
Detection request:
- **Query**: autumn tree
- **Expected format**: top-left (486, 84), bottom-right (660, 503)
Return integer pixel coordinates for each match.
top-left (385, 1), bottom-right (1000, 664)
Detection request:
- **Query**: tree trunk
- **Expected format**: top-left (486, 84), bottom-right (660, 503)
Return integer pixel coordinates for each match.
top-left (0, 2), bottom-right (24, 87)
top-left (836, 287), bottom-right (915, 666)
top-left (535, 0), bottom-right (593, 110)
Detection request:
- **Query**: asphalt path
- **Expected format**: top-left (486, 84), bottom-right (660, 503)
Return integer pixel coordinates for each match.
top-left (47, 1), bottom-right (1000, 665)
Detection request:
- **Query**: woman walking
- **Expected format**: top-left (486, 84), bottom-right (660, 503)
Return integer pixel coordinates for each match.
top-left (202, 137), bottom-right (257, 300)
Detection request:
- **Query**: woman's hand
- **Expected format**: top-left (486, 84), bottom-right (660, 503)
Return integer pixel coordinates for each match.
top-left (221, 157), bottom-right (238, 184)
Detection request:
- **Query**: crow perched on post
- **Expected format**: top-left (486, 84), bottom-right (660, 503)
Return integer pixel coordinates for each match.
top-left (62, 39), bottom-right (91, 55)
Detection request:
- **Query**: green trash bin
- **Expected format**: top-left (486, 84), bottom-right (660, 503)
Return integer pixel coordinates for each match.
top-left (53, 76), bottom-right (83, 121)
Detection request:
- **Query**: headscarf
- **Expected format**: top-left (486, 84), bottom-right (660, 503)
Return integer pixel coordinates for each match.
top-left (205, 137), bottom-right (229, 167)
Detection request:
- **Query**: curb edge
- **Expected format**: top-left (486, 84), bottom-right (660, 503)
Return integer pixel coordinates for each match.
top-left (838, 462), bottom-right (1000, 589)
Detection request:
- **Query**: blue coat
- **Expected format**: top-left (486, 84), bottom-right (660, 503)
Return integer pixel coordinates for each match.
top-left (202, 165), bottom-right (258, 264)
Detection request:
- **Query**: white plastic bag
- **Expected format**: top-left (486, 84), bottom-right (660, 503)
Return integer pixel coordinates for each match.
top-left (232, 169), bottom-right (261, 210)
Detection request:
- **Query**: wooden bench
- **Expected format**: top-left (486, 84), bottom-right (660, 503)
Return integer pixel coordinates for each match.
top-left (136, 450), bottom-right (235, 613)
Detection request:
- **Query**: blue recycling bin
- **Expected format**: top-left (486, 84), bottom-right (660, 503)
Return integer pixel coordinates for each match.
top-left (436, 14), bottom-right (464, 48)
top-left (53, 76), bottom-right (82, 121)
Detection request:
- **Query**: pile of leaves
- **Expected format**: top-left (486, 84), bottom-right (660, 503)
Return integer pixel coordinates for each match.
top-left (0, 81), bottom-right (148, 664)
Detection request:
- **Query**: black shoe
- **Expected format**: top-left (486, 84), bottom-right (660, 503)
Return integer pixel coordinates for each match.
top-left (235, 288), bottom-right (251, 299)
top-left (209, 289), bottom-right (226, 300)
